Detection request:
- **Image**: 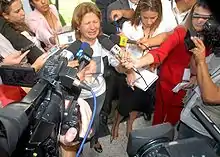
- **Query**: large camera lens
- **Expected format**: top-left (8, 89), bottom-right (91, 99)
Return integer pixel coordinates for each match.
top-left (135, 137), bottom-right (171, 157)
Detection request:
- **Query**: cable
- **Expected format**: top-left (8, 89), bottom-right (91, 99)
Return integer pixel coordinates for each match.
top-left (76, 90), bottom-right (97, 157)
top-left (133, 68), bottom-right (155, 95)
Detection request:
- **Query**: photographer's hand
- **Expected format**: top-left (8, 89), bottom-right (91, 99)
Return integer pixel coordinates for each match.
top-left (189, 37), bottom-right (206, 64)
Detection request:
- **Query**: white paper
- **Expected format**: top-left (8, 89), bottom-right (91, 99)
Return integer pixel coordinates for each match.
top-left (133, 68), bottom-right (158, 91)
top-left (57, 31), bottom-right (75, 45)
top-left (182, 68), bottom-right (191, 81)
top-left (172, 82), bottom-right (189, 93)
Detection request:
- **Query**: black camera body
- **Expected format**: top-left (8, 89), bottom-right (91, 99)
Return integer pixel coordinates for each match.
top-left (0, 55), bottom-right (83, 157)
top-left (184, 18), bottom-right (220, 56)
top-left (127, 106), bottom-right (220, 157)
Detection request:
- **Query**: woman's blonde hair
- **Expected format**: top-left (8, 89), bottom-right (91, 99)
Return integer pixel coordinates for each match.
top-left (71, 2), bottom-right (102, 39)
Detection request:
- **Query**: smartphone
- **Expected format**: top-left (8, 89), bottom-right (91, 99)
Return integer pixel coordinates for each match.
top-left (45, 45), bottom-right (60, 60)
top-left (20, 43), bottom-right (35, 53)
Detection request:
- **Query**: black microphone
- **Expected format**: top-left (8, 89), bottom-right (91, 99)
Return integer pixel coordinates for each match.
top-left (98, 35), bottom-right (122, 57)
top-left (109, 34), bottom-right (137, 47)
top-left (59, 40), bottom-right (82, 60)
top-left (98, 35), bottom-right (140, 74)
top-left (59, 66), bottom-right (91, 91)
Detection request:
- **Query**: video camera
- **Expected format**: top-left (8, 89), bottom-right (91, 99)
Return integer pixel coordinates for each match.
top-left (0, 43), bottom-right (94, 157)
top-left (127, 106), bottom-right (220, 157)
top-left (185, 18), bottom-right (220, 56)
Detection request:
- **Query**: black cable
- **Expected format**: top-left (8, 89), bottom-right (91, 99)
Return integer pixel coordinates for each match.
top-left (133, 68), bottom-right (155, 96)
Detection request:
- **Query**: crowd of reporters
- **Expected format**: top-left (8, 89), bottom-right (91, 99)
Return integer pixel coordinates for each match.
top-left (0, 0), bottom-right (220, 156)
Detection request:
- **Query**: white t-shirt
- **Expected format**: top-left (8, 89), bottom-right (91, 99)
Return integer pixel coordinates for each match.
top-left (79, 39), bottom-right (119, 99)
top-left (161, 0), bottom-right (189, 27)
top-left (128, 0), bottom-right (137, 10)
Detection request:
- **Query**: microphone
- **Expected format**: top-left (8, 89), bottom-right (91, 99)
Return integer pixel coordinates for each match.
top-left (75, 42), bottom-right (93, 72)
top-left (59, 66), bottom-right (91, 91)
top-left (59, 40), bottom-right (82, 60)
top-left (98, 35), bottom-right (140, 73)
top-left (98, 35), bottom-right (122, 57)
top-left (109, 34), bottom-right (137, 47)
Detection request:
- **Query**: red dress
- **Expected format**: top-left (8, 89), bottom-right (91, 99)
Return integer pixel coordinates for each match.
top-left (0, 85), bottom-right (26, 107)
top-left (149, 26), bottom-right (191, 125)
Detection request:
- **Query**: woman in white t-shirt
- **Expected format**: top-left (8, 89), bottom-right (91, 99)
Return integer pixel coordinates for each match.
top-left (111, 0), bottom-right (173, 140)
top-left (71, 2), bottom-right (124, 153)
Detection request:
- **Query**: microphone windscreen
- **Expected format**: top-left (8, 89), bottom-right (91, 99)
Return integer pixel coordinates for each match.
top-left (66, 40), bottom-right (82, 55)
top-left (98, 35), bottom-right (115, 51)
top-left (80, 42), bottom-right (90, 49)
top-left (102, 22), bottom-right (117, 35)
top-left (109, 34), bottom-right (120, 45)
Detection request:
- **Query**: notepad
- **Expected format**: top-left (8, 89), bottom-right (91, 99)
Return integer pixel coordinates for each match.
top-left (133, 68), bottom-right (158, 91)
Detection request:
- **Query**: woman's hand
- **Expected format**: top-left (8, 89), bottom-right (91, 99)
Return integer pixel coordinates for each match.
top-left (189, 37), bottom-right (206, 64)
top-left (137, 38), bottom-right (150, 50)
top-left (31, 53), bottom-right (48, 71)
top-left (2, 51), bottom-right (29, 65)
top-left (182, 76), bottom-right (197, 89)
top-left (120, 51), bottom-right (138, 69)
top-left (126, 69), bottom-right (136, 90)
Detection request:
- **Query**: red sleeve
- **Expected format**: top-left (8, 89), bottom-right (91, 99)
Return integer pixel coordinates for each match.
top-left (149, 27), bottom-right (186, 64)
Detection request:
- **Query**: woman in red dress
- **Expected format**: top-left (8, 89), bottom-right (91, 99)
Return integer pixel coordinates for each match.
top-left (122, 1), bottom-right (212, 125)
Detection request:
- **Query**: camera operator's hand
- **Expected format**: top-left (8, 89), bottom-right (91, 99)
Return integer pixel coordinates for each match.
top-left (189, 37), bottom-right (206, 64)
top-left (2, 50), bottom-right (29, 65)
top-left (31, 53), bottom-right (48, 71)
top-left (59, 98), bottom-right (92, 146)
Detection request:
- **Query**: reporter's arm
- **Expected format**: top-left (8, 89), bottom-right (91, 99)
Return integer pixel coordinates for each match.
top-left (196, 60), bottom-right (220, 103)
top-left (138, 32), bottom-right (170, 49)
top-left (110, 9), bottom-right (134, 21)
top-left (135, 27), bottom-right (183, 68)
top-left (190, 37), bottom-right (220, 103)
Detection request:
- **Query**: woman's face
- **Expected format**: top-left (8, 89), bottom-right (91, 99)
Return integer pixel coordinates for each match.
top-left (192, 6), bottom-right (212, 32)
top-left (3, 0), bottom-right (25, 24)
top-left (140, 10), bottom-right (158, 28)
top-left (31, 0), bottom-right (49, 13)
top-left (78, 12), bottom-right (100, 41)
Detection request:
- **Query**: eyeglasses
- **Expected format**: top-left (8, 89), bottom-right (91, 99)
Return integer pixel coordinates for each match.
top-left (192, 13), bottom-right (212, 20)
